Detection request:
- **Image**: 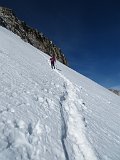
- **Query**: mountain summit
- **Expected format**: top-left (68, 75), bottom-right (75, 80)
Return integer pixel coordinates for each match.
top-left (0, 6), bottom-right (67, 65)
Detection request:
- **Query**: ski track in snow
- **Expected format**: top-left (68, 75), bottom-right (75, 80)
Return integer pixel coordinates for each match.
top-left (0, 49), bottom-right (98, 160)
top-left (54, 69), bottom-right (98, 160)
top-left (1, 27), bottom-right (120, 160)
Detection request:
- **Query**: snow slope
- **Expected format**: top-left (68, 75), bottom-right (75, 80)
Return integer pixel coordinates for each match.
top-left (0, 26), bottom-right (120, 160)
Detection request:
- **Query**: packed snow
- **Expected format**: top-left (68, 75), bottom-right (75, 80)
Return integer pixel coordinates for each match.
top-left (0, 26), bottom-right (120, 160)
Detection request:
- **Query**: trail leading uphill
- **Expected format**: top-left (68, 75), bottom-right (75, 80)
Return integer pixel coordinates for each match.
top-left (0, 26), bottom-right (120, 160)
top-left (55, 70), bottom-right (98, 160)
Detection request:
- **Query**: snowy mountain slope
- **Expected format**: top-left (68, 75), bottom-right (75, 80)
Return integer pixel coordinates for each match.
top-left (0, 26), bottom-right (120, 160)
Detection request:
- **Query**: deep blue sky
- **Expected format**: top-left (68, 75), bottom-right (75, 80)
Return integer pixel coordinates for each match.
top-left (1, 0), bottom-right (120, 89)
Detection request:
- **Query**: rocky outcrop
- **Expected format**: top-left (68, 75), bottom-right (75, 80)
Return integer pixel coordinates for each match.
top-left (109, 89), bottom-right (120, 96)
top-left (0, 7), bottom-right (67, 65)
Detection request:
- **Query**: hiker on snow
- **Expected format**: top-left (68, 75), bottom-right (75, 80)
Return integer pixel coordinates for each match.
top-left (50, 54), bottom-right (56, 69)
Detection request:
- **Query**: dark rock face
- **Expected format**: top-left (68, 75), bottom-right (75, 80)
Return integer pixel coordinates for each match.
top-left (109, 89), bottom-right (120, 96)
top-left (0, 7), bottom-right (67, 65)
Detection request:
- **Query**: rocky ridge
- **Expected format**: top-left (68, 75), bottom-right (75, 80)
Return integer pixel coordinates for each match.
top-left (0, 6), bottom-right (67, 65)
top-left (109, 89), bottom-right (120, 96)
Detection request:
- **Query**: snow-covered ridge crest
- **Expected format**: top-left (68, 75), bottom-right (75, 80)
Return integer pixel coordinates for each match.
top-left (0, 26), bottom-right (120, 160)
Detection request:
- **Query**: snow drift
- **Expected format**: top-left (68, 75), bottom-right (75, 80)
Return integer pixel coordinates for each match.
top-left (0, 26), bottom-right (120, 160)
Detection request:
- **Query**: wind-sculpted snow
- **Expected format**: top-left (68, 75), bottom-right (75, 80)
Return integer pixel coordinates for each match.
top-left (0, 26), bottom-right (120, 160)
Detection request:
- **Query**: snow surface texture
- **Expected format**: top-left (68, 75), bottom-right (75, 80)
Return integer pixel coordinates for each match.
top-left (0, 26), bottom-right (120, 160)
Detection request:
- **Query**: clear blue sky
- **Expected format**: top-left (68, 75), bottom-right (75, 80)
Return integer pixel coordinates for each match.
top-left (1, 0), bottom-right (120, 89)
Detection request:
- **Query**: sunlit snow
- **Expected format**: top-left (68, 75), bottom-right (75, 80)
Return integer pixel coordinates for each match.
top-left (0, 26), bottom-right (120, 160)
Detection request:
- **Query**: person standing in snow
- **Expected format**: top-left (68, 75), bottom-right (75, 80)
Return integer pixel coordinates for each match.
top-left (50, 54), bottom-right (56, 69)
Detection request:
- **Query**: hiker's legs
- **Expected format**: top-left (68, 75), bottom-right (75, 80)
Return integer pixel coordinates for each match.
top-left (51, 62), bottom-right (54, 69)
top-left (53, 61), bottom-right (56, 69)
top-left (51, 61), bottom-right (55, 69)
top-left (53, 63), bottom-right (55, 69)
